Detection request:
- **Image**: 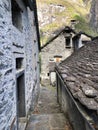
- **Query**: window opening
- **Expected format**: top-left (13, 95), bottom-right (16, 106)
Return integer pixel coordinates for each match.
top-left (65, 37), bottom-right (71, 48)
top-left (11, 0), bottom-right (23, 31)
top-left (16, 58), bottom-right (23, 70)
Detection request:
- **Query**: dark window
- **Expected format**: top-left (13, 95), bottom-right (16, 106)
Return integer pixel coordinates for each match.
top-left (16, 58), bottom-right (23, 69)
top-left (47, 73), bottom-right (50, 76)
top-left (66, 37), bottom-right (71, 48)
top-left (11, 0), bottom-right (23, 31)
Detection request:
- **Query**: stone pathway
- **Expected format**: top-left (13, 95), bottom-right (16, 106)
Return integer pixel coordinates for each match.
top-left (26, 85), bottom-right (72, 130)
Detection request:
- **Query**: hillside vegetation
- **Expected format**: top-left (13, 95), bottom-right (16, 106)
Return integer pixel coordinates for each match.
top-left (36, 0), bottom-right (97, 45)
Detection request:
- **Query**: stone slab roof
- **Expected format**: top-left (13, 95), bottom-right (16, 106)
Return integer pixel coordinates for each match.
top-left (41, 26), bottom-right (76, 50)
top-left (56, 40), bottom-right (98, 111)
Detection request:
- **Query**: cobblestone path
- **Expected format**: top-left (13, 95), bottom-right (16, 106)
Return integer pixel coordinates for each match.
top-left (26, 85), bottom-right (72, 130)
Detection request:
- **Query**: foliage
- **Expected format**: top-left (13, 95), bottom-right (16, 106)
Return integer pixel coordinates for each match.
top-left (37, 0), bottom-right (97, 45)
top-left (74, 15), bottom-right (98, 36)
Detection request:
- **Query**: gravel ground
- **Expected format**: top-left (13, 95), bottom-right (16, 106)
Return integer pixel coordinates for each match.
top-left (26, 85), bottom-right (73, 130)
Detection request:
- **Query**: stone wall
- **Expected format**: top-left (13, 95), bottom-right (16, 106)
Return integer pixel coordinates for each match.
top-left (56, 74), bottom-right (94, 130)
top-left (41, 34), bottom-right (73, 81)
top-left (0, 0), bottom-right (40, 130)
top-left (90, 0), bottom-right (98, 32)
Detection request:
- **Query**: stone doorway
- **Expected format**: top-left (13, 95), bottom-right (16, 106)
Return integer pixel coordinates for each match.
top-left (16, 73), bottom-right (26, 117)
top-left (15, 57), bottom-right (26, 129)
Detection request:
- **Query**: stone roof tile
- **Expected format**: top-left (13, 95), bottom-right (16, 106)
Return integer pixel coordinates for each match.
top-left (56, 41), bottom-right (98, 110)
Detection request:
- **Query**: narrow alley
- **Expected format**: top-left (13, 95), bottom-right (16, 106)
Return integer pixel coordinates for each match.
top-left (26, 85), bottom-right (72, 130)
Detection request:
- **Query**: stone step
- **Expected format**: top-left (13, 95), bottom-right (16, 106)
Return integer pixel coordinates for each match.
top-left (26, 113), bottom-right (72, 130)
top-left (18, 117), bottom-right (28, 130)
top-left (19, 122), bottom-right (27, 130)
top-left (19, 117), bottom-right (27, 123)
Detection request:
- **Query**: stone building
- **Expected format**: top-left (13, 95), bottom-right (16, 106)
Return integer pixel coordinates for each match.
top-left (72, 32), bottom-right (92, 51)
top-left (56, 39), bottom-right (98, 130)
top-left (41, 26), bottom-right (92, 85)
top-left (0, 0), bottom-right (40, 130)
top-left (41, 26), bottom-right (75, 85)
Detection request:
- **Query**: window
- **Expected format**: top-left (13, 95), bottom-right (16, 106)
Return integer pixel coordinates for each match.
top-left (54, 55), bottom-right (62, 62)
top-left (65, 37), bottom-right (71, 48)
top-left (16, 58), bottom-right (23, 70)
top-left (47, 73), bottom-right (50, 76)
top-left (11, 0), bottom-right (23, 31)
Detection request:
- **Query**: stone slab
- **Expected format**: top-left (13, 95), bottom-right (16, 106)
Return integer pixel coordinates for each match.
top-left (26, 113), bottom-right (72, 130)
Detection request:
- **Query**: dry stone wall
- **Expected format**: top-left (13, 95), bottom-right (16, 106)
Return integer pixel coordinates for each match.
top-left (41, 34), bottom-right (73, 80)
top-left (0, 1), bottom-right (16, 129)
top-left (0, 0), bottom-right (40, 130)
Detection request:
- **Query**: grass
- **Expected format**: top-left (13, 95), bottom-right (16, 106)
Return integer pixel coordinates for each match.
top-left (74, 14), bottom-right (98, 36)
top-left (37, 0), bottom-right (98, 45)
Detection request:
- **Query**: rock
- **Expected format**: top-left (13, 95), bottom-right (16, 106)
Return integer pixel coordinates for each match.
top-left (90, 0), bottom-right (98, 32)
top-left (81, 84), bottom-right (98, 98)
top-left (78, 97), bottom-right (98, 110)
top-left (66, 76), bottom-right (76, 82)
top-left (95, 97), bottom-right (98, 103)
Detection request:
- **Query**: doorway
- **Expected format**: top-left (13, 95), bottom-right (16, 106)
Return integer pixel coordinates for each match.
top-left (16, 73), bottom-right (26, 117)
